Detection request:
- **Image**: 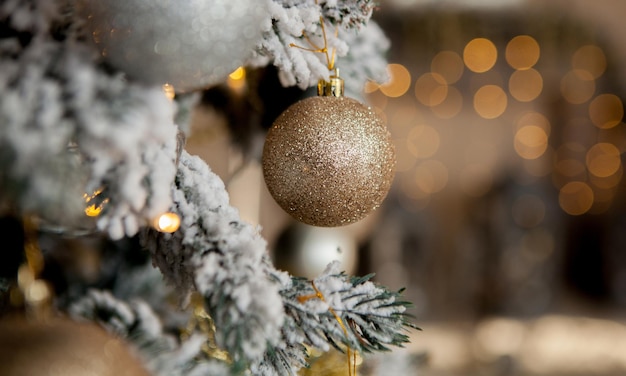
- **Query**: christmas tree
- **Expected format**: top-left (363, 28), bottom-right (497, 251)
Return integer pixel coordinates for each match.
top-left (0, 0), bottom-right (415, 375)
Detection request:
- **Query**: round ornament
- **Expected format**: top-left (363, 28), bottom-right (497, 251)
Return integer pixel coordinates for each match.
top-left (0, 317), bottom-right (149, 376)
top-left (77, 0), bottom-right (269, 92)
top-left (274, 224), bottom-right (358, 279)
top-left (262, 89), bottom-right (395, 227)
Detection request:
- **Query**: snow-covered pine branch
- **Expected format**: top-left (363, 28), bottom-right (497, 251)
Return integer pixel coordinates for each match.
top-left (0, 0), bottom-right (179, 239)
top-left (142, 151), bottom-right (414, 375)
top-left (337, 21), bottom-right (391, 97)
top-left (69, 289), bottom-right (231, 376)
top-left (141, 150), bottom-right (286, 372)
top-left (255, 262), bottom-right (415, 375)
top-left (249, 0), bottom-right (388, 93)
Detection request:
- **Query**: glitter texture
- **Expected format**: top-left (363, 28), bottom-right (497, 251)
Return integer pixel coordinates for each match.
top-left (262, 96), bottom-right (396, 227)
top-left (77, 0), bottom-right (269, 92)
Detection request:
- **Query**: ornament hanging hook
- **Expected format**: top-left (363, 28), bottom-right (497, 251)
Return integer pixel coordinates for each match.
top-left (288, 1), bottom-right (344, 96)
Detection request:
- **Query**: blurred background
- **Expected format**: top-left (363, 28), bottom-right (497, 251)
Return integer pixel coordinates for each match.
top-left (188, 0), bottom-right (626, 375)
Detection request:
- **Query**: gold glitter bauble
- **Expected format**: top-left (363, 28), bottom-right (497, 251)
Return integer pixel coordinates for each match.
top-left (0, 317), bottom-right (149, 376)
top-left (262, 96), bottom-right (395, 227)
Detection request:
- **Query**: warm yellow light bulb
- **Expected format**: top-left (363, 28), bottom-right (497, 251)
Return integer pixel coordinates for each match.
top-left (154, 212), bottom-right (181, 233)
top-left (85, 204), bottom-right (103, 217)
top-left (163, 84), bottom-right (176, 100)
top-left (163, 83), bottom-right (176, 100)
top-left (227, 67), bottom-right (247, 92)
top-left (229, 67), bottom-right (245, 80)
top-left (84, 189), bottom-right (108, 217)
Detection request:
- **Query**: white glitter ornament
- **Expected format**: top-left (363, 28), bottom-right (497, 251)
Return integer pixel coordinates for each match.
top-left (263, 73), bottom-right (396, 227)
top-left (77, 0), bottom-right (269, 92)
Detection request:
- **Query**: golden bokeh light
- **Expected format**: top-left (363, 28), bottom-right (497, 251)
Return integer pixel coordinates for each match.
top-left (509, 68), bottom-right (543, 102)
top-left (560, 69), bottom-right (595, 104)
top-left (463, 38), bottom-right (498, 73)
top-left (459, 164), bottom-right (493, 197)
top-left (505, 35), bottom-right (540, 70)
top-left (406, 124), bottom-right (440, 159)
top-left (162, 83), bottom-right (175, 100)
top-left (514, 125), bottom-right (549, 160)
top-left (586, 142), bottom-right (621, 178)
top-left (589, 94), bottom-right (623, 129)
top-left (572, 45), bottom-right (607, 79)
top-left (590, 163), bottom-right (623, 190)
top-left (559, 181), bottom-right (594, 215)
top-left (415, 72), bottom-right (448, 106)
top-left (474, 85), bottom-right (507, 119)
top-left (227, 67), bottom-right (246, 91)
top-left (431, 50), bottom-right (464, 84)
top-left (431, 86), bottom-right (463, 119)
top-left (517, 112), bottom-right (550, 134)
top-left (380, 64), bottom-right (411, 98)
top-left (414, 160), bottom-right (449, 194)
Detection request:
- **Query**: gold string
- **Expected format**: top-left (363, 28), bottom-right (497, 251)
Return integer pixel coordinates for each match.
top-left (289, 16), bottom-right (338, 71)
top-left (298, 281), bottom-right (356, 376)
top-left (180, 292), bottom-right (231, 363)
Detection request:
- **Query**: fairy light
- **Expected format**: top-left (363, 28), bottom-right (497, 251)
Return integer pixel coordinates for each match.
top-left (227, 67), bottom-right (246, 92)
top-left (589, 94), bottom-right (623, 129)
top-left (463, 38), bottom-right (498, 73)
top-left (505, 35), bottom-right (540, 70)
top-left (473, 85), bottom-right (507, 119)
top-left (84, 189), bottom-right (109, 217)
top-left (380, 63), bottom-right (411, 98)
top-left (153, 212), bottom-right (181, 233)
top-left (572, 45), bottom-right (606, 79)
top-left (560, 70), bottom-right (595, 104)
top-left (163, 83), bottom-right (176, 101)
top-left (414, 72), bottom-right (448, 106)
top-left (586, 143), bottom-right (621, 178)
top-left (514, 125), bottom-right (548, 160)
top-left (431, 50), bottom-right (464, 84)
top-left (508, 68), bottom-right (543, 102)
top-left (559, 181), bottom-right (594, 215)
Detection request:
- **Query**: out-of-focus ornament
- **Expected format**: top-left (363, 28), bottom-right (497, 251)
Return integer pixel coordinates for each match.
top-left (0, 317), bottom-right (149, 376)
top-left (300, 347), bottom-right (363, 376)
top-left (274, 224), bottom-right (358, 279)
top-left (262, 72), bottom-right (396, 227)
top-left (153, 212), bottom-right (181, 233)
top-left (76, 0), bottom-right (269, 92)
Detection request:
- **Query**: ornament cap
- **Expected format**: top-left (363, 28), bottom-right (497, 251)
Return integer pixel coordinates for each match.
top-left (317, 69), bottom-right (344, 98)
